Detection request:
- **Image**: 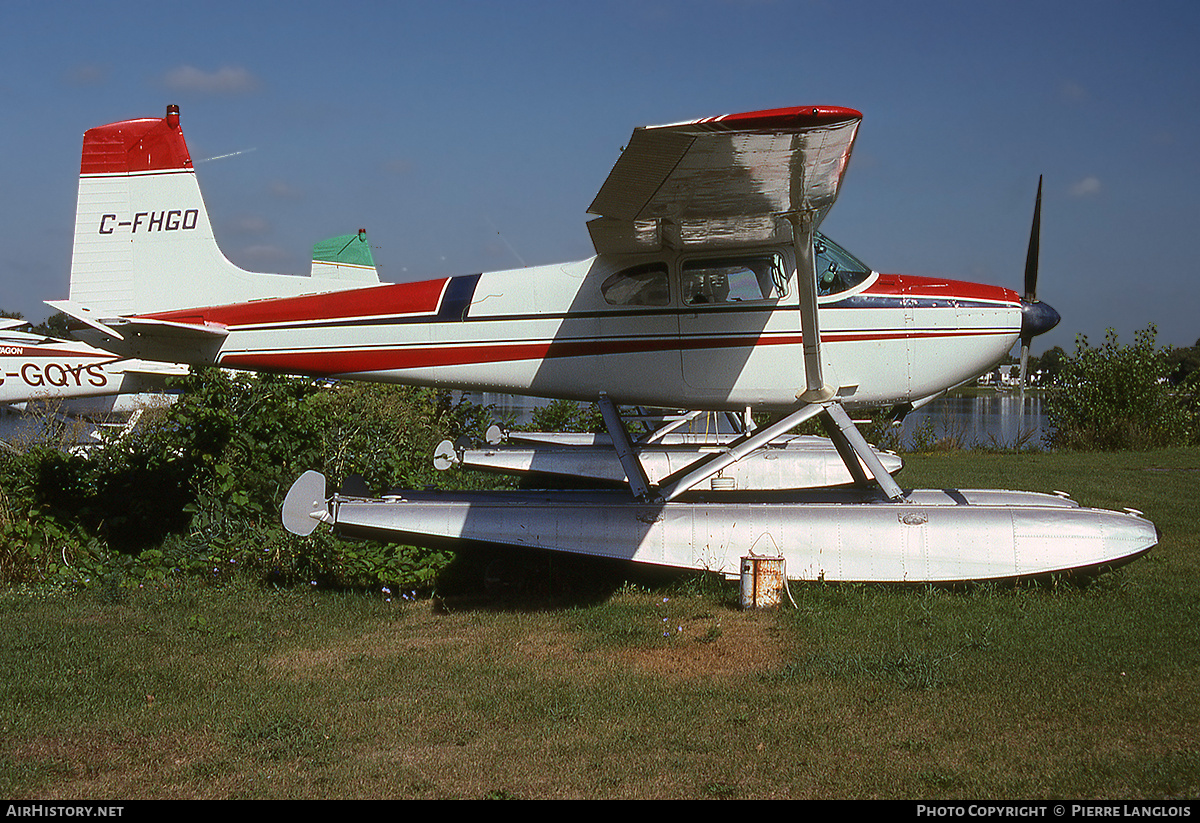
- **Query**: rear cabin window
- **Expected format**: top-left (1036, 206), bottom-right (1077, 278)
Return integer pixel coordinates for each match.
top-left (814, 232), bottom-right (872, 296)
top-left (601, 263), bottom-right (670, 306)
top-left (681, 254), bottom-right (787, 306)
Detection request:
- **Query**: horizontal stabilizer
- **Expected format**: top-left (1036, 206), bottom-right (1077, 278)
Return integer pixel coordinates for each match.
top-left (117, 362), bottom-right (190, 377)
top-left (48, 299), bottom-right (228, 364)
top-left (45, 300), bottom-right (127, 340)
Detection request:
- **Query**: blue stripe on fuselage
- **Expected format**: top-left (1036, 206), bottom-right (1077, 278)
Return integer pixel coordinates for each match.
top-left (439, 274), bottom-right (481, 321)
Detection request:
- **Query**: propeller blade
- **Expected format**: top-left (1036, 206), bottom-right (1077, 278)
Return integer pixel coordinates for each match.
top-left (1023, 175), bottom-right (1042, 304)
top-left (1018, 176), bottom-right (1043, 408)
top-left (1019, 176), bottom-right (1050, 398)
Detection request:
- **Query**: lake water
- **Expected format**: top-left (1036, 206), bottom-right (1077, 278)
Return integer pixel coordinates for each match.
top-left (895, 393), bottom-right (1050, 450)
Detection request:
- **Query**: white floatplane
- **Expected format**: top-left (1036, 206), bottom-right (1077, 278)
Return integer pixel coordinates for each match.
top-left (0, 318), bottom-right (185, 409)
top-left (51, 105), bottom-right (1156, 583)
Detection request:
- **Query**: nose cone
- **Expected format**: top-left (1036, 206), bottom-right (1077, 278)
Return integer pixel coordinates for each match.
top-left (1021, 300), bottom-right (1061, 341)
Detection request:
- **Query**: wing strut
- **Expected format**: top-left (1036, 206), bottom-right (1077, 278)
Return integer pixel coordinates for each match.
top-left (596, 393), bottom-right (653, 501)
top-left (642, 410), bottom-right (705, 444)
top-left (656, 402), bottom-right (824, 501)
top-left (785, 211), bottom-right (906, 502)
top-left (787, 212), bottom-right (835, 403)
top-left (635, 211), bottom-right (908, 504)
top-left (821, 403), bottom-right (904, 500)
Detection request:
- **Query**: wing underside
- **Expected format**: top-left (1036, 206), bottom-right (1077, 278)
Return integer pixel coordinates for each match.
top-left (587, 106), bottom-right (862, 254)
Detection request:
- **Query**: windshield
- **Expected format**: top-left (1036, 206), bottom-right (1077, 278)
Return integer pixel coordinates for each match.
top-left (814, 232), bottom-right (872, 296)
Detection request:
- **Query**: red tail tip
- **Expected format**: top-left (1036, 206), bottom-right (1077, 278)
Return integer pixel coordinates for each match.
top-left (80, 105), bottom-right (192, 175)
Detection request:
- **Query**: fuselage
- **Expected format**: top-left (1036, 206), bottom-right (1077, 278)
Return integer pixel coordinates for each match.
top-left (61, 107), bottom-right (1023, 415)
top-left (0, 334), bottom-right (181, 406)
top-left (140, 239), bottom-right (1022, 413)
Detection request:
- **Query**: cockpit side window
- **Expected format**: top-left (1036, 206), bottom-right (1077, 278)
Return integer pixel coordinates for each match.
top-left (814, 232), bottom-right (872, 296)
top-left (601, 263), bottom-right (670, 306)
top-left (681, 254), bottom-right (786, 306)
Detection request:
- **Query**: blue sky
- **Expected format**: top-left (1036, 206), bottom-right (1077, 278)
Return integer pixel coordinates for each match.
top-left (0, 0), bottom-right (1196, 355)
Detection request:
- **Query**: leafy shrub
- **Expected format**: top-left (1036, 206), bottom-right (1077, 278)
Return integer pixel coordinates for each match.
top-left (1045, 325), bottom-right (1193, 450)
top-left (522, 398), bottom-right (603, 434)
top-left (0, 370), bottom-right (502, 591)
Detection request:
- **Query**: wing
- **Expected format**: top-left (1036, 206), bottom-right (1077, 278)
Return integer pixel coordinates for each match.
top-left (587, 106), bottom-right (862, 254)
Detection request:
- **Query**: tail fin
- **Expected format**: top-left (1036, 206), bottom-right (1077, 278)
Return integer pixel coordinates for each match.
top-left (68, 105), bottom-right (379, 317)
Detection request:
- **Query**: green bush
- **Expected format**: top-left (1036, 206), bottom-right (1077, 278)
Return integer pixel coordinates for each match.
top-left (1045, 324), bottom-right (1194, 451)
top-left (0, 370), bottom-right (501, 591)
top-left (521, 398), bottom-right (603, 434)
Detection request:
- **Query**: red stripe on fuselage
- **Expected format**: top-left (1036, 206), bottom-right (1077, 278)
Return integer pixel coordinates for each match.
top-left (142, 279), bottom-right (450, 328)
top-left (136, 270), bottom-right (1019, 377)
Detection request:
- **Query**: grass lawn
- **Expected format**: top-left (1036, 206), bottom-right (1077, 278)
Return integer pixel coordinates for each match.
top-left (1, 447), bottom-right (1198, 799)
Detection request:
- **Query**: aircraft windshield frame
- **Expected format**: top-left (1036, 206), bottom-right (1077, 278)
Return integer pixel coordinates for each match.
top-left (814, 232), bottom-right (873, 297)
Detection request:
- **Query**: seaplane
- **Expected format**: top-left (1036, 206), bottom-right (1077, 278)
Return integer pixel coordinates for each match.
top-left (0, 319), bottom-right (186, 450)
top-left (49, 104), bottom-right (1157, 584)
top-left (0, 318), bottom-right (184, 410)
